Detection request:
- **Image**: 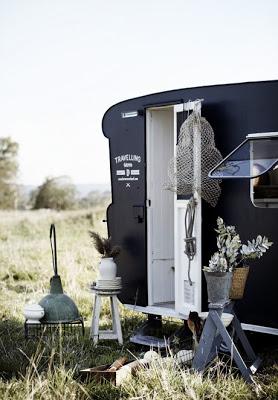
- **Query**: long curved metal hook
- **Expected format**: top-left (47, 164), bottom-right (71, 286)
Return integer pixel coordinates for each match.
top-left (50, 224), bottom-right (58, 276)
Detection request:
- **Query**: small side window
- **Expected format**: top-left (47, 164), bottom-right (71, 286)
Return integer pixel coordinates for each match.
top-left (209, 132), bottom-right (278, 208)
top-left (251, 166), bottom-right (278, 208)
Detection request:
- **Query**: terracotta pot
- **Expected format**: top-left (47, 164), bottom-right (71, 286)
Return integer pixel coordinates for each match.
top-left (204, 271), bottom-right (232, 304)
top-left (99, 257), bottom-right (117, 280)
top-left (230, 266), bottom-right (250, 299)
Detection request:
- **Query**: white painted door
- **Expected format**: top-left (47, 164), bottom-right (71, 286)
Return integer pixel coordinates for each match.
top-left (174, 199), bottom-right (202, 315)
top-left (173, 103), bottom-right (203, 316)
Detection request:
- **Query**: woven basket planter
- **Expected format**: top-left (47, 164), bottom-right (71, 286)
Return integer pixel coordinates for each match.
top-left (230, 266), bottom-right (250, 300)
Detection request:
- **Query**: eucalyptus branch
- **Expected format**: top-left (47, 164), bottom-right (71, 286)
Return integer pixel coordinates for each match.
top-left (204, 217), bottom-right (273, 273)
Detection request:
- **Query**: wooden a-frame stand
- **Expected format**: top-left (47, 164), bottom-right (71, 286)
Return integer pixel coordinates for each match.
top-left (192, 302), bottom-right (261, 383)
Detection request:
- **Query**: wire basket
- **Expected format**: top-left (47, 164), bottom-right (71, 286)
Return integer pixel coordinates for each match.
top-left (24, 318), bottom-right (85, 339)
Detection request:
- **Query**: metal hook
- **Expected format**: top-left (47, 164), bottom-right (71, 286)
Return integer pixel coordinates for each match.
top-left (50, 224), bottom-right (58, 276)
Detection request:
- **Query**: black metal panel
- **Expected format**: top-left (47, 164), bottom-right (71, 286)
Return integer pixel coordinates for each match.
top-left (103, 105), bottom-right (147, 306)
top-left (103, 81), bottom-right (278, 328)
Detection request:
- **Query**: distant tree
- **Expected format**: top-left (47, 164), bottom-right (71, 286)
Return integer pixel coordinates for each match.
top-left (32, 176), bottom-right (77, 210)
top-left (78, 190), bottom-right (111, 209)
top-left (17, 185), bottom-right (32, 210)
top-left (0, 137), bottom-right (19, 209)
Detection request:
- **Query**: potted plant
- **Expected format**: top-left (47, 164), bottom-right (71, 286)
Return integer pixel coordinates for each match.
top-left (89, 231), bottom-right (121, 280)
top-left (204, 217), bottom-right (273, 302)
top-left (231, 233), bottom-right (273, 299)
top-left (203, 247), bottom-right (235, 304)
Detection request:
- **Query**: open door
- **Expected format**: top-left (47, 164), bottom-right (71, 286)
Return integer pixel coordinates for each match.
top-left (146, 102), bottom-right (203, 316)
top-left (174, 104), bottom-right (202, 316)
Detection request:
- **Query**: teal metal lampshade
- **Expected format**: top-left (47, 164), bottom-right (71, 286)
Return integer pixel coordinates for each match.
top-left (39, 225), bottom-right (81, 323)
top-left (39, 275), bottom-right (80, 323)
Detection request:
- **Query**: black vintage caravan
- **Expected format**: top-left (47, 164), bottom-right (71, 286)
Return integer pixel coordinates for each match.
top-left (102, 81), bottom-right (278, 335)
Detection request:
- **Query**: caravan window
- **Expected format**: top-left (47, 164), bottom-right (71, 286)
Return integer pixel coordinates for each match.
top-left (209, 136), bottom-right (278, 179)
top-left (209, 132), bottom-right (278, 208)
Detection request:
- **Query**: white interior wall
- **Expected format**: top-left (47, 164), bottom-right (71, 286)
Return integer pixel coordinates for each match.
top-left (146, 107), bottom-right (175, 305)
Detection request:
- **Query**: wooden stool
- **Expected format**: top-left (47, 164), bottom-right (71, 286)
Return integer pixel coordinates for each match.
top-left (192, 301), bottom-right (261, 383)
top-left (90, 288), bottom-right (123, 345)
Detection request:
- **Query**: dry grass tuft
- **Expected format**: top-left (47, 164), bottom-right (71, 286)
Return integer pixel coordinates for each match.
top-left (122, 356), bottom-right (256, 400)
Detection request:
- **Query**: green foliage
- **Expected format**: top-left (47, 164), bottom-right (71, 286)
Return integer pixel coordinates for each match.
top-left (0, 137), bottom-right (19, 209)
top-left (241, 235), bottom-right (273, 260)
top-left (32, 176), bottom-right (77, 210)
top-left (204, 217), bottom-right (273, 272)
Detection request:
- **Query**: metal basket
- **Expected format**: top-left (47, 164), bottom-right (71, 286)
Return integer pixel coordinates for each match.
top-left (24, 318), bottom-right (84, 339)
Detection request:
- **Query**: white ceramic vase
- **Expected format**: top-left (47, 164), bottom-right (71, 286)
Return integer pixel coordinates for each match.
top-left (99, 257), bottom-right (117, 280)
top-left (24, 304), bottom-right (45, 324)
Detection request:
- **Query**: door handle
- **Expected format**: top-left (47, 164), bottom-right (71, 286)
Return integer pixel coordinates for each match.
top-left (132, 205), bottom-right (144, 223)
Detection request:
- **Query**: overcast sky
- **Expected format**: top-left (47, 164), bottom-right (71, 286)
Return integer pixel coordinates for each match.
top-left (0, 0), bottom-right (277, 185)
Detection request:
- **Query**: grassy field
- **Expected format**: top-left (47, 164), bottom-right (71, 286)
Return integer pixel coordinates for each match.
top-left (0, 207), bottom-right (277, 399)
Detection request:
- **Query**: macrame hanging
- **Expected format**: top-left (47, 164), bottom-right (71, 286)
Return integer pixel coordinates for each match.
top-left (166, 106), bottom-right (223, 207)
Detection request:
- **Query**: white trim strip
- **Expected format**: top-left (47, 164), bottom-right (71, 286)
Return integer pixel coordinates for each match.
top-left (241, 323), bottom-right (278, 335)
top-left (124, 304), bottom-right (278, 335)
top-left (247, 131), bottom-right (278, 139)
top-left (124, 304), bottom-right (187, 319)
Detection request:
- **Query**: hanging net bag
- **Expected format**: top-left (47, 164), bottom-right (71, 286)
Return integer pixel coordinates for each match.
top-left (166, 107), bottom-right (223, 207)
